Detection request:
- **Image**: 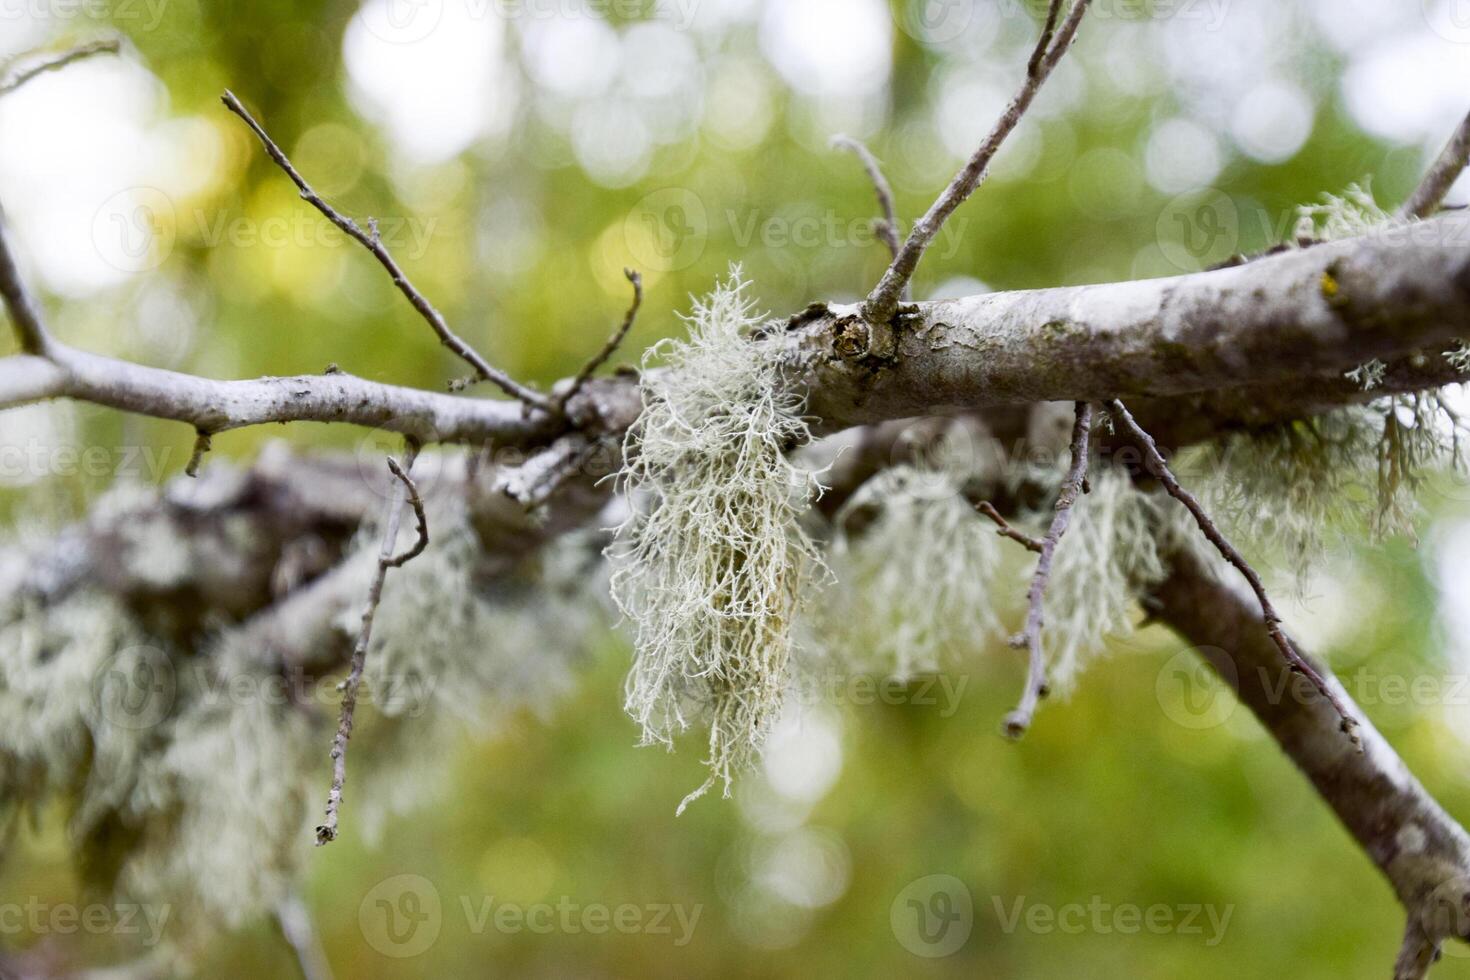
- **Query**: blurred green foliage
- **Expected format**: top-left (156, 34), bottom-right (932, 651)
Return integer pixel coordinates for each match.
top-left (3, 0), bottom-right (1470, 976)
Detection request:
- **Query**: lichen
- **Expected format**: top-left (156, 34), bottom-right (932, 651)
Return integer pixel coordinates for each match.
top-left (609, 268), bottom-right (826, 813)
top-left (814, 457), bottom-right (1003, 681)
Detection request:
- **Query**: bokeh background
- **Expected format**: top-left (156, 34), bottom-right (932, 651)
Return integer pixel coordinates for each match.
top-left (4, 0), bottom-right (1470, 976)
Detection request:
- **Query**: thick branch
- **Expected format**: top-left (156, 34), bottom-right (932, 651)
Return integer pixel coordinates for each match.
top-left (1152, 550), bottom-right (1470, 969)
top-left (791, 211), bottom-right (1470, 430)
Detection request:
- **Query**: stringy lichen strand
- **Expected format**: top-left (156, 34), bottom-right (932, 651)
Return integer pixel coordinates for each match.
top-left (609, 270), bottom-right (825, 813)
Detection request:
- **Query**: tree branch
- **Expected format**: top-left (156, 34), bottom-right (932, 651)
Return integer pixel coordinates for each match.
top-left (0, 37), bottom-right (121, 96)
top-left (792, 211), bottom-right (1470, 433)
top-left (1151, 549), bottom-right (1470, 976)
top-left (1107, 397), bottom-right (1360, 743)
top-left (1399, 107), bottom-right (1470, 221)
top-left (831, 134), bottom-right (903, 265)
top-left (1005, 400), bottom-right (1092, 738)
top-left (862, 0), bottom-right (1090, 327)
top-left (220, 91), bottom-right (550, 410)
top-left (0, 214), bottom-right (54, 355)
top-left (554, 268), bottom-right (642, 415)
top-left (317, 442), bottom-right (425, 845)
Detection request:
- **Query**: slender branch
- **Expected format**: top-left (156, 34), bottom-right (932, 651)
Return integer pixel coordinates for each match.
top-left (383, 456), bottom-right (428, 567)
top-left (219, 91), bottom-right (550, 410)
top-left (0, 213), bottom-right (54, 355)
top-left (1106, 397), bottom-right (1361, 745)
top-left (862, 0), bottom-right (1090, 326)
top-left (1399, 107), bottom-right (1470, 220)
top-left (316, 442), bottom-right (425, 845)
top-left (831, 135), bottom-right (903, 265)
top-left (1395, 924), bottom-right (1441, 980)
top-left (554, 268), bottom-right (642, 414)
top-left (0, 37), bottom-right (121, 96)
top-left (976, 500), bottom-right (1044, 553)
top-left (1005, 400), bottom-right (1092, 738)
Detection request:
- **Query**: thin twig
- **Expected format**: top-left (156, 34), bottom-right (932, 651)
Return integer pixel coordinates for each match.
top-left (274, 892), bottom-right (335, 980)
top-left (384, 456), bottom-right (429, 566)
top-left (316, 441), bottom-right (425, 845)
top-left (1106, 397), bottom-right (1362, 745)
top-left (863, 0), bottom-right (1089, 326)
top-left (554, 268), bottom-right (642, 413)
top-left (185, 430), bottom-right (212, 478)
top-left (1005, 400), bottom-right (1093, 739)
top-left (219, 91), bottom-right (551, 411)
top-left (0, 212), bottom-right (53, 355)
top-left (1393, 921), bottom-right (1441, 980)
top-left (0, 37), bottom-right (121, 96)
top-left (976, 500), bottom-right (1044, 553)
top-left (831, 134), bottom-right (904, 266)
top-left (1399, 107), bottom-right (1470, 221)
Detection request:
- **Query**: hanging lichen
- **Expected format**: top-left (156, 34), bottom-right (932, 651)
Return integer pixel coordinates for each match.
top-left (609, 269), bottom-right (825, 813)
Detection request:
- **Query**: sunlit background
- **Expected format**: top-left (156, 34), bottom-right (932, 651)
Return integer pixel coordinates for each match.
top-left (4, 0), bottom-right (1470, 976)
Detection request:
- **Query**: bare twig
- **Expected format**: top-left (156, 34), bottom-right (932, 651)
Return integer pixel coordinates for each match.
top-left (1005, 400), bottom-right (1093, 738)
top-left (384, 455), bottom-right (429, 566)
top-left (1105, 397), bottom-right (1362, 745)
top-left (1399, 107), bottom-right (1470, 221)
top-left (185, 431), bottom-right (212, 478)
top-left (274, 892), bottom-right (335, 980)
top-left (554, 268), bottom-right (642, 413)
top-left (0, 37), bottom-right (121, 96)
top-left (0, 213), bottom-right (53, 355)
top-left (1395, 923), bottom-right (1442, 980)
top-left (219, 91), bottom-right (551, 411)
top-left (316, 441), bottom-right (425, 845)
top-left (862, 0), bottom-right (1090, 326)
top-left (976, 500), bottom-right (1044, 553)
top-left (831, 135), bottom-right (903, 265)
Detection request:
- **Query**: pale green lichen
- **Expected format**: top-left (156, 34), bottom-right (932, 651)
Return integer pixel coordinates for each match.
top-left (816, 460), bottom-right (1003, 681)
top-left (1191, 396), bottom-right (1467, 578)
top-left (1016, 467), bottom-right (1202, 694)
top-left (1346, 359), bottom-right (1386, 391)
top-left (1295, 181), bottom-right (1390, 241)
top-left (609, 269), bottom-right (825, 813)
top-left (1448, 341), bottom-right (1470, 373)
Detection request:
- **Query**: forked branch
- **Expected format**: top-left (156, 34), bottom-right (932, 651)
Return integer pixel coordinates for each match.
top-left (862, 0), bottom-right (1091, 326)
top-left (1004, 400), bottom-right (1092, 738)
top-left (221, 91), bottom-right (550, 410)
top-left (316, 443), bottom-right (428, 845)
